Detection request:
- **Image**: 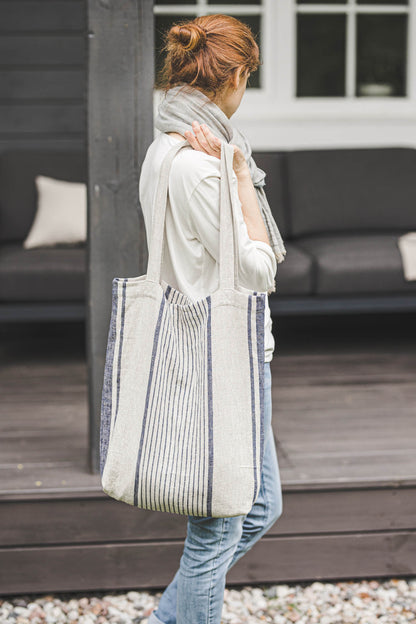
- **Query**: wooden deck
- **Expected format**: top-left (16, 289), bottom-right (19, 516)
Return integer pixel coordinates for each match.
top-left (1, 311), bottom-right (416, 595)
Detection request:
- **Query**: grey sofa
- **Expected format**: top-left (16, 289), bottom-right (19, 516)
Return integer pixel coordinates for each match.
top-left (0, 146), bottom-right (415, 322)
top-left (255, 146), bottom-right (416, 315)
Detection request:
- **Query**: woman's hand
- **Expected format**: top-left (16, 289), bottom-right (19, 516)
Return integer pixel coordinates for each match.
top-left (185, 120), bottom-right (270, 250)
top-left (184, 120), bottom-right (249, 177)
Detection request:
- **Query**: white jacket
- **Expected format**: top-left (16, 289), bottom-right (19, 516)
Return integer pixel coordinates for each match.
top-left (139, 132), bottom-right (276, 362)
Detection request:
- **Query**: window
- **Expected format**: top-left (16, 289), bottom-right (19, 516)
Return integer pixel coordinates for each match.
top-left (296, 0), bottom-right (409, 97)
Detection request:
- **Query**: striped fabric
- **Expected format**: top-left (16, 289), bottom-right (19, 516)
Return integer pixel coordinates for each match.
top-left (99, 139), bottom-right (267, 517)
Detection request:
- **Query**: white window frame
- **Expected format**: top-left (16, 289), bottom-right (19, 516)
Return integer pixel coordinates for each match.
top-left (153, 0), bottom-right (416, 122)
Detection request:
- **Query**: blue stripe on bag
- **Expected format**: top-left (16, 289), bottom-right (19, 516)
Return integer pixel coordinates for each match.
top-left (192, 301), bottom-right (203, 514)
top-left (182, 303), bottom-right (197, 514)
top-left (145, 299), bottom-right (170, 510)
top-left (134, 294), bottom-right (166, 507)
top-left (247, 295), bottom-right (258, 503)
top-left (158, 304), bottom-right (177, 513)
top-left (256, 294), bottom-right (266, 474)
top-left (164, 307), bottom-right (183, 514)
top-left (114, 279), bottom-right (128, 429)
top-left (99, 280), bottom-right (119, 477)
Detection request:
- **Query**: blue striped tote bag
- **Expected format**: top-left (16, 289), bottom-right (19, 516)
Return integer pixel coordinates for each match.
top-left (99, 138), bottom-right (266, 517)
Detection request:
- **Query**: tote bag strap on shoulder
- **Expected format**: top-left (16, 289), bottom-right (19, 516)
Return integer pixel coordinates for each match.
top-left (146, 139), bottom-right (239, 291)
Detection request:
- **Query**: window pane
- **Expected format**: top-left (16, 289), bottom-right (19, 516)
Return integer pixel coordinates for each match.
top-left (297, 14), bottom-right (346, 96)
top-left (356, 14), bottom-right (407, 96)
top-left (154, 14), bottom-right (261, 89)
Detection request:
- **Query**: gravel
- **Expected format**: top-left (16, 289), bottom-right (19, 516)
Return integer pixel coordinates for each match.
top-left (1, 577), bottom-right (415, 624)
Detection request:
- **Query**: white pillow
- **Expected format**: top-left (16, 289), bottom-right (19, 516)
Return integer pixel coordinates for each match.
top-left (23, 175), bottom-right (87, 249)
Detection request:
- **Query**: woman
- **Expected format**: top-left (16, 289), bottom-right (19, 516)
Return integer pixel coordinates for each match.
top-left (139, 13), bottom-right (285, 624)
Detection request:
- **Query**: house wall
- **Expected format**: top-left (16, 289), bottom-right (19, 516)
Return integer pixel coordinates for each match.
top-left (235, 114), bottom-right (416, 151)
top-left (0, 0), bottom-right (86, 155)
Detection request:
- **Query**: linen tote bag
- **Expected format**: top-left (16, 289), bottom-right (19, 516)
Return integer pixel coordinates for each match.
top-left (99, 138), bottom-right (267, 518)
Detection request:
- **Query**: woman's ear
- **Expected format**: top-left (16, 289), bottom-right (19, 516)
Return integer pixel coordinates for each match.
top-left (231, 66), bottom-right (246, 90)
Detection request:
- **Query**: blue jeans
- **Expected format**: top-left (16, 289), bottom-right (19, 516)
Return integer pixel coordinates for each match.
top-left (148, 361), bottom-right (283, 624)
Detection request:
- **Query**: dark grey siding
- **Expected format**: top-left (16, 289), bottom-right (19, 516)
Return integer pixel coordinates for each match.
top-left (0, 0), bottom-right (86, 154)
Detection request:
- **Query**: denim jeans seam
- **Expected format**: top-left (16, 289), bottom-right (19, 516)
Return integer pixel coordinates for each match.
top-left (263, 473), bottom-right (273, 531)
top-left (228, 474), bottom-right (268, 570)
top-left (207, 516), bottom-right (228, 624)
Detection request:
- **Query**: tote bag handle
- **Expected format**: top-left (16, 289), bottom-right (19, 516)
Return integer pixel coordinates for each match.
top-left (146, 139), bottom-right (239, 291)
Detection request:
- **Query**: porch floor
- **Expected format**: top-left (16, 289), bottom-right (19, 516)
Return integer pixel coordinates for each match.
top-left (1, 310), bottom-right (415, 593)
top-left (1, 311), bottom-right (415, 496)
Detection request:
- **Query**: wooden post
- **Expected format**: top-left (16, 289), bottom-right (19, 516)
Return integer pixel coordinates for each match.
top-left (86, 0), bottom-right (154, 473)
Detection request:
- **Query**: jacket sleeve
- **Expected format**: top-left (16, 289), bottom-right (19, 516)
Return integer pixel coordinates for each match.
top-left (188, 172), bottom-right (277, 293)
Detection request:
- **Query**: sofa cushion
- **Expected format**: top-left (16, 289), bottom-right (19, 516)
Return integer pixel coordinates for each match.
top-left (0, 150), bottom-right (87, 243)
top-left (252, 151), bottom-right (290, 238)
top-left (273, 241), bottom-right (314, 295)
top-left (286, 147), bottom-right (416, 237)
top-left (23, 175), bottom-right (87, 249)
top-left (296, 232), bottom-right (416, 295)
top-left (0, 242), bottom-right (86, 302)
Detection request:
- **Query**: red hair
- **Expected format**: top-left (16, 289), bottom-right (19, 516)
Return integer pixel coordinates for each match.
top-left (157, 14), bottom-right (261, 99)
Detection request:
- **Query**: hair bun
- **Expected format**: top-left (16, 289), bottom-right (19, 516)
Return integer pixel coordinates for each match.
top-left (169, 22), bottom-right (207, 53)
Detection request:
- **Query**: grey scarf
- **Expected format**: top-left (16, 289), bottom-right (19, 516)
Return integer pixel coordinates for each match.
top-left (154, 84), bottom-right (287, 291)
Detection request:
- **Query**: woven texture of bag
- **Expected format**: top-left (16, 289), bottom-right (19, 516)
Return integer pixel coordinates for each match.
top-left (99, 139), bottom-right (266, 517)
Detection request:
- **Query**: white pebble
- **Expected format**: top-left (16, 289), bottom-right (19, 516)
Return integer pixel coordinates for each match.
top-left (67, 609), bottom-right (79, 620)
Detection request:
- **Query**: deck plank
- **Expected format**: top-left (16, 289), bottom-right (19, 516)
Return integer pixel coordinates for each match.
top-left (1, 530), bottom-right (415, 594)
top-left (1, 486), bottom-right (415, 547)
